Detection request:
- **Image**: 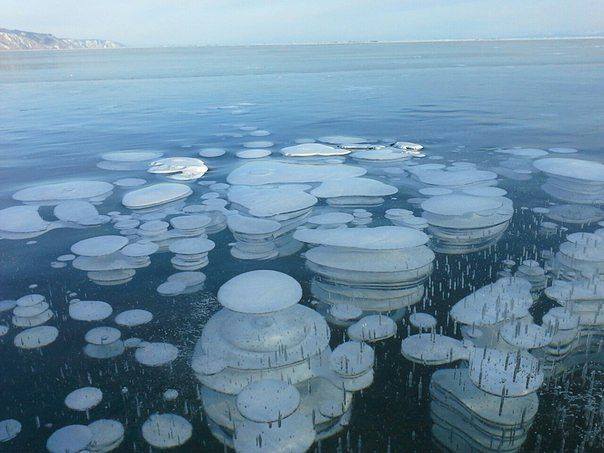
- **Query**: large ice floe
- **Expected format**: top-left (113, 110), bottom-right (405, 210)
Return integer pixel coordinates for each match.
top-left (226, 161), bottom-right (366, 185)
top-left (533, 157), bottom-right (604, 205)
top-left (13, 180), bottom-right (114, 206)
top-left (191, 270), bottom-right (375, 451)
top-left (294, 226), bottom-right (434, 322)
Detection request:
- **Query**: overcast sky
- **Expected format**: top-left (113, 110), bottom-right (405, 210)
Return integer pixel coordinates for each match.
top-left (3, 0), bottom-right (603, 46)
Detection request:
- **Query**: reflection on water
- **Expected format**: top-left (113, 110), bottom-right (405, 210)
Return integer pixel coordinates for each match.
top-left (1, 40), bottom-right (604, 451)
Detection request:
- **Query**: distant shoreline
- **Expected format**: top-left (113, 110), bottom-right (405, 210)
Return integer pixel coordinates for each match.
top-left (2, 35), bottom-right (602, 52)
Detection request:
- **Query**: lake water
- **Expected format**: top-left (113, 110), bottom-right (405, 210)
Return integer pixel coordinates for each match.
top-left (1, 39), bottom-right (604, 452)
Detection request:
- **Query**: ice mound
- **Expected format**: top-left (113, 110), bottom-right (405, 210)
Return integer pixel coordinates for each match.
top-left (191, 270), bottom-right (375, 450)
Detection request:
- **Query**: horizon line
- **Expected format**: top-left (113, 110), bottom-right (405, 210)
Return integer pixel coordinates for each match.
top-left (118, 34), bottom-right (604, 49)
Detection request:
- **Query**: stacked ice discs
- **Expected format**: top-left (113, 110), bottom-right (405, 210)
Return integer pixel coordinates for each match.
top-left (226, 213), bottom-right (280, 260)
top-left (310, 177), bottom-right (397, 207)
top-left (294, 226), bottom-right (434, 320)
top-left (533, 158), bottom-right (604, 205)
top-left (430, 368), bottom-right (538, 452)
top-left (421, 193), bottom-right (514, 254)
top-left (168, 237), bottom-right (215, 270)
top-left (191, 270), bottom-right (375, 450)
top-left (12, 294), bottom-right (54, 328)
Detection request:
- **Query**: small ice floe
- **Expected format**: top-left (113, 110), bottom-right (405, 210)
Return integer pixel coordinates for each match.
top-left (46, 425), bottom-right (92, 453)
top-left (548, 147), bottom-right (578, 154)
top-left (421, 193), bottom-right (513, 254)
top-left (409, 166), bottom-right (498, 188)
top-left (243, 140), bottom-right (273, 148)
top-left (330, 341), bottom-right (375, 388)
top-left (69, 300), bottom-right (113, 322)
top-left (352, 148), bottom-right (410, 163)
top-left (0, 419), bottom-right (21, 442)
top-left (169, 214), bottom-right (212, 236)
top-left (347, 315), bottom-right (397, 342)
top-left (0, 205), bottom-right (56, 240)
top-left (0, 300), bottom-right (17, 313)
top-left (549, 232), bottom-right (604, 278)
top-left (310, 177), bottom-right (397, 207)
top-left (227, 160), bottom-right (366, 185)
top-left (249, 129), bottom-right (271, 137)
top-left (88, 419), bottom-right (124, 451)
top-left (409, 312), bottom-right (437, 331)
top-left (385, 209), bottom-right (427, 229)
top-left (468, 348), bottom-right (543, 397)
top-left (14, 325), bottom-right (58, 349)
top-left (135, 342), bottom-right (179, 366)
top-left (533, 157), bottom-right (604, 205)
top-left (392, 141), bottom-right (423, 151)
top-left (13, 180), bottom-right (114, 206)
top-left (198, 148), bottom-right (226, 158)
top-left (218, 270), bottom-right (301, 314)
top-left (330, 303), bottom-right (363, 323)
top-left (142, 414), bottom-right (192, 448)
top-left (319, 135), bottom-right (368, 145)
top-left (236, 379), bottom-right (300, 423)
top-left (545, 203), bottom-right (604, 224)
top-left (162, 389), bottom-right (179, 402)
top-left (226, 213), bottom-right (280, 260)
top-left (168, 237), bottom-right (215, 270)
top-left (496, 148), bottom-right (549, 159)
top-left (450, 277), bottom-right (533, 328)
top-left (64, 387), bottom-right (103, 411)
top-left (53, 200), bottom-right (109, 227)
top-left (236, 148), bottom-right (271, 159)
top-left (97, 150), bottom-right (163, 171)
top-left (499, 320), bottom-right (552, 349)
top-left (122, 183), bottom-right (193, 210)
top-left (306, 212), bottom-right (354, 229)
top-left (401, 333), bottom-right (467, 365)
top-left (157, 271), bottom-right (206, 296)
top-left (12, 294), bottom-right (54, 328)
top-left (114, 309), bottom-right (153, 327)
top-left (148, 157), bottom-right (208, 181)
top-left (280, 143), bottom-right (349, 157)
top-left (72, 235), bottom-right (128, 257)
top-left (84, 327), bottom-right (124, 359)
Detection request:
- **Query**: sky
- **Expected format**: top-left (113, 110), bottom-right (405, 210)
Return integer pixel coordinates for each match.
top-left (3, 0), bottom-right (603, 47)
